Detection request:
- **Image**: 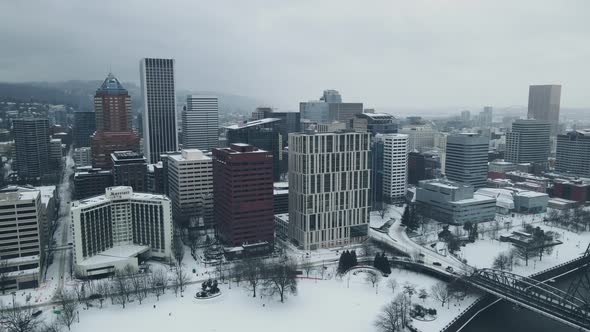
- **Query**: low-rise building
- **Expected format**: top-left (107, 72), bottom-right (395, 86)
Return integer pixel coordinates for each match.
top-left (74, 167), bottom-right (114, 200)
top-left (71, 186), bottom-right (172, 277)
top-left (415, 179), bottom-right (496, 224)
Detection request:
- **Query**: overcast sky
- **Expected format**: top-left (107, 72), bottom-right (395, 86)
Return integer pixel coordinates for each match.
top-left (1, 0), bottom-right (589, 110)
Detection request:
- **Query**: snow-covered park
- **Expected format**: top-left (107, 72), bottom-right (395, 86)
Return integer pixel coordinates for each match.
top-left (30, 268), bottom-right (477, 332)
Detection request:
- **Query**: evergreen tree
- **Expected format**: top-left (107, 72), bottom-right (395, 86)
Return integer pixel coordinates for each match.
top-left (408, 205), bottom-right (420, 231)
top-left (401, 205), bottom-right (410, 227)
top-left (337, 252), bottom-right (345, 274)
top-left (373, 253), bottom-right (381, 270)
top-left (351, 250), bottom-right (358, 266)
top-left (381, 253), bottom-right (391, 274)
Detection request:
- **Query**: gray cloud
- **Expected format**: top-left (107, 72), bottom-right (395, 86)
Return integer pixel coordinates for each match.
top-left (1, 0), bottom-right (589, 110)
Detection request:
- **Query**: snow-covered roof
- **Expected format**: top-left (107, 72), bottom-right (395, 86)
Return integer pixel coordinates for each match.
top-left (77, 244), bottom-right (150, 266)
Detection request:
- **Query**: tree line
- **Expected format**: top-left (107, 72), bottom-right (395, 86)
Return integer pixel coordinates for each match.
top-left (231, 257), bottom-right (298, 303)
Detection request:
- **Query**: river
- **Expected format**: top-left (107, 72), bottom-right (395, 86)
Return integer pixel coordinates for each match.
top-left (461, 269), bottom-right (587, 332)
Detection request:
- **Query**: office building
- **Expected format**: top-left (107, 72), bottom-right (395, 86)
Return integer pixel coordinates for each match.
top-left (73, 147), bottom-right (92, 167)
top-left (73, 110), bottom-right (96, 147)
top-left (213, 144), bottom-right (274, 249)
top-left (556, 130), bottom-right (590, 178)
top-left (0, 189), bottom-right (44, 290)
top-left (111, 151), bottom-right (147, 192)
top-left (74, 167), bottom-right (114, 200)
top-left (226, 118), bottom-right (282, 181)
top-left (90, 73), bottom-right (140, 168)
top-left (352, 113), bottom-right (398, 135)
top-left (300, 90), bottom-right (363, 128)
top-left (273, 182), bottom-right (289, 215)
top-left (460, 110), bottom-right (471, 123)
top-left (527, 85), bottom-right (561, 136)
top-left (381, 134), bottom-right (408, 203)
top-left (166, 149), bottom-right (213, 231)
top-left (13, 117), bottom-right (50, 181)
top-left (182, 95), bottom-right (218, 151)
top-left (399, 125), bottom-right (436, 151)
top-left (140, 58), bottom-right (178, 163)
top-left (49, 138), bottom-right (63, 171)
top-left (479, 106), bottom-right (493, 127)
top-left (71, 186), bottom-right (172, 277)
top-left (288, 131), bottom-right (371, 250)
top-left (147, 162), bottom-right (165, 194)
top-left (445, 133), bottom-right (489, 188)
top-left (505, 119), bottom-right (550, 170)
top-left (415, 179), bottom-right (496, 224)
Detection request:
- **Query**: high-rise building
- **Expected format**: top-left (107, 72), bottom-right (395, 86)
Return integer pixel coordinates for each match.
top-left (13, 117), bottom-right (50, 181)
top-left (111, 151), bottom-right (147, 192)
top-left (300, 90), bottom-right (363, 128)
top-left (527, 85), bottom-right (561, 136)
top-left (166, 149), bottom-right (213, 231)
top-left (0, 188), bottom-right (43, 289)
top-left (460, 110), bottom-right (471, 123)
top-left (505, 119), bottom-right (551, 169)
top-left (399, 125), bottom-right (436, 151)
top-left (445, 133), bottom-right (489, 188)
top-left (213, 144), bottom-right (274, 249)
top-left (74, 167), bottom-right (114, 200)
top-left (49, 138), bottom-right (63, 171)
top-left (556, 130), bottom-right (590, 178)
top-left (381, 134), bottom-right (408, 203)
top-left (140, 58), bottom-right (178, 163)
top-left (73, 110), bottom-right (96, 147)
top-left (226, 118), bottom-right (282, 181)
top-left (479, 106), bottom-right (493, 127)
top-left (73, 147), bottom-right (92, 167)
top-left (71, 186), bottom-right (172, 277)
top-left (352, 113), bottom-right (398, 135)
top-left (90, 73), bottom-right (140, 168)
top-left (288, 131), bottom-right (371, 250)
top-left (182, 95), bottom-right (219, 152)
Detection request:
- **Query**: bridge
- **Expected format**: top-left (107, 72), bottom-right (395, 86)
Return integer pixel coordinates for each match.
top-left (370, 217), bottom-right (590, 330)
top-left (466, 267), bottom-right (590, 330)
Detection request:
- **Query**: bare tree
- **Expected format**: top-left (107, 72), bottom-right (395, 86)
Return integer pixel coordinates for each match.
top-left (431, 282), bottom-right (452, 308)
top-left (39, 319), bottom-right (62, 332)
top-left (56, 290), bottom-right (78, 331)
top-left (231, 263), bottom-right (243, 286)
top-left (418, 288), bottom-right (429, 303)
top-left (0, 260), bottom-right (9, 295)
top-left (387, 278), bottom-right (398, 295)
top-left (240, 258), bottom-right (266, 298)
top-left (374, 295), bottom-right (410, 332)
top-left (114, 269), bottom-right (132, 308)
top-left (366, 272), bottom-right (381, 288)
top-left (0, 302), bottom-right (41, 332)
top-left (150, 268), bottom-right (168, 301)
top-left (262, 260), bottom-right (298, 303)
top-left (492, 253), bottom-right (512, 271)
top-left (175, 264), bottom-right (189, 295)
top-left (402, 283), bottom-right (417, 304)
top-left (131, 272), bottom-right (149, 304)
top-left (94, 280), bottom-right (108, 308)
top-left (173, 235), bottom-right (185, 265)
top-left (379, 204), bottom-right (390, 220)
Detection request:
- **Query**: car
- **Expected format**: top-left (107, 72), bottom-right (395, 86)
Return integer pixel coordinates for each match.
top-left (432, 262), bottom-right (442, 266)
top-left (417, 260), bottom-right (425, 264)
top-left (445, 266), bottom-right (454, 273)
top-left (419, 253), bottom-right (425, 257)
top-left (32, 310), bottom-right (42, 317)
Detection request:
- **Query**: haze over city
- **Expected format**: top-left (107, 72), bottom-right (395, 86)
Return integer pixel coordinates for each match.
top-left (2, 0), bottom-right (590, 110)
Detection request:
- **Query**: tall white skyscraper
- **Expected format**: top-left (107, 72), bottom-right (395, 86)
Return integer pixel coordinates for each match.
top-left (288, 131), bottom-right (371, 250)
top-left (380, 134), bottom-right (409, 203)
top-left (183, 95), bottom-right (219, 151)
top-left (140, 58), bottom-right (178, 164)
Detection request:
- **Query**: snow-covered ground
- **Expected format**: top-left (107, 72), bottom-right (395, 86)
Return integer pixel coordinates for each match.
top-left (55, 268), bottom-right (477, 332)
top-left (456, 213), bottom-right (590, 276)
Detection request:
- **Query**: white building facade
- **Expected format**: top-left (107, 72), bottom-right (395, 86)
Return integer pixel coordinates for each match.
top-left (71, 186), bottom-right (173, 277)
top-left (380, 134), bottom-right (409, 203)
top-left (288, 131), bottom-right (371, 250)
top-left (166, 149), bottom-right (214, 231)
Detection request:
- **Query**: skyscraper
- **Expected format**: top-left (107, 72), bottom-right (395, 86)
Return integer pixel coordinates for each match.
top-left (445, 133), bottom-right (489, 188)
top-left (140, 58), bottom-right (178, 163)
top-left (111, 151), bottom-right (147, 192)
top-left (300, 90), bottom-right (363, 128)
top-left (556, 130), bottom-right (590, 178)
top-left (505, 119), bottom-right (550, 169)
top-left (13, 117), bottom-right (50, 180)
top-left (73, 110), bottom-right (96, 147)
top-left (381, 134), bottom-right (409, 203)
top-left (288, 131), bottom-right (371, 250)
top-left (182, 95), bottom-right (218, 151)
top-left (527, 85), bottom-right (561, 136)
top-left (90, 73), bottom-right (140, 168)
top-left (213, 144), bottom-right (274, 249)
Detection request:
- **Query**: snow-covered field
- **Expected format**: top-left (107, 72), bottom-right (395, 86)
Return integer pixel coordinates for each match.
top-left (53, 268), bottom-right (477, 332)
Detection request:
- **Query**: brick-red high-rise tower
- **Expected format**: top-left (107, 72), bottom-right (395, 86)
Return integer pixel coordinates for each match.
top-left (91, 73), bottom-right (139, 168)
top-left (212, 143), bottom-right (274, 249)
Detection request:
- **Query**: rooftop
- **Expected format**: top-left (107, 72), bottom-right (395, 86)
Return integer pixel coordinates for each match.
top-left (225, 118), bottom-right (281, 130)
top-left (77, 244), bottom-right (150, 266)
top-left (97, 73), bottom-right (127, 94)
top-left (169, 149), bottom-right (211, 162)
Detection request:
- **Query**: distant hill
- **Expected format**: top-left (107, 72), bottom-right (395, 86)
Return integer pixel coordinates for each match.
top-left (0, 81), bottom-right (263, 116)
